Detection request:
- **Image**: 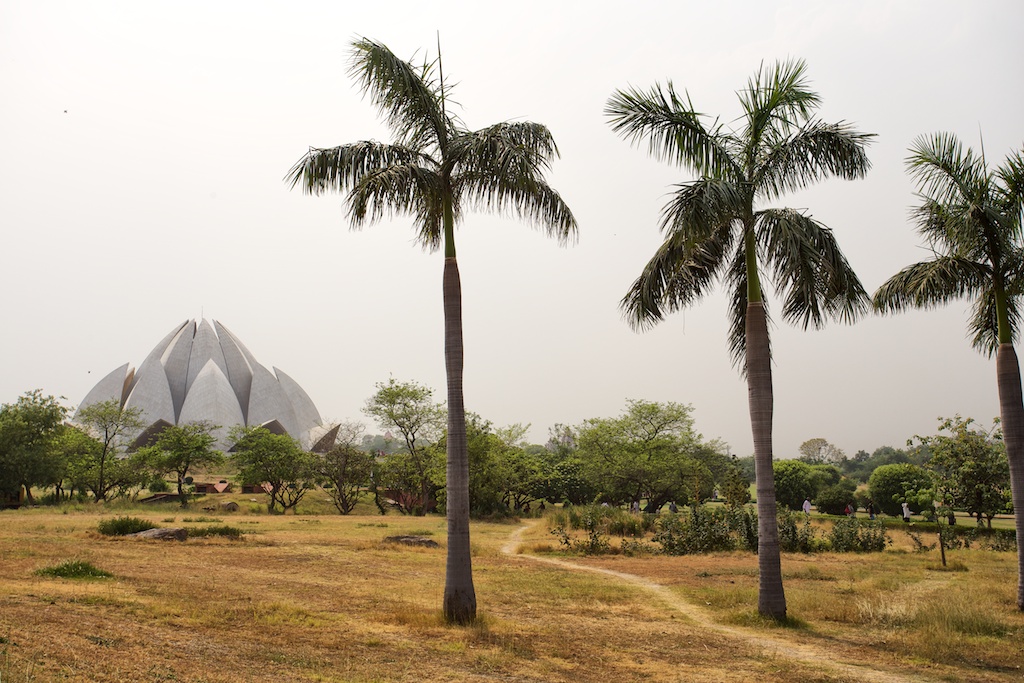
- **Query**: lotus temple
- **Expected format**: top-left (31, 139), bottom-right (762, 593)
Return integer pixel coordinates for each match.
top-left (74, 319), bottom-right (334, 450)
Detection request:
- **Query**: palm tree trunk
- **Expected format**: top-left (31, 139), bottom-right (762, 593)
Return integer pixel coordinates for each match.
top-left (442, 256), bottom-right (477, 624)
top-left (995, 344), bottom-right (1024, 610)
top-left (747, 302), bottom-right (787, 619)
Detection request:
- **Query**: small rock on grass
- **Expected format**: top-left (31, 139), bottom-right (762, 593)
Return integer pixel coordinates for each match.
top-left (383, 535), bottom-right (438, 548)
top-left (130, 528), bottom-right (187, 541)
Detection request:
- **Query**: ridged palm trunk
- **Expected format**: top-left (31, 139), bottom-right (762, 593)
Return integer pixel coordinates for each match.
top-left (442, 256), bottom-right (477, 624)
top-left (747, 302), bottom-right (787, 619)
top-left (995, 344), bottom-right (1024, 610)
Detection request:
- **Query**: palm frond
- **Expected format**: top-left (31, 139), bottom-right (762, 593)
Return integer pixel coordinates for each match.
top-left (756, 120), bottom-right (874, 199)
top-left (995, 147), bottom-right (1024, 238)
top-left (723, 245), bottom-right (768, 370)
top-left (285, 142), bottom-right (432, 195)
top-left (906, 132), bottom-right (987, 209)
top-left (457, 174), bottom-right (577, 244)
top-left (620, 224), bottom-right (736, 331)
top-left (740, 59), bottom-right (820, 152)
top-left (349, 38), bottom-right (453, 151)
top-left (872, 257), bottom-right (990, 314)
top-left (605, 83), bottom-right (738, 179)
top-left (967, 285), bottom-right (1017, 356)
top-left (449, 121), bottom-right (559, 175)
top-left (659, 179), bottom-right (746, 243)
top-left (348, 163), bottom-right (445, 249)
top-left (758, 209), bottom-right (870, 329)
top-left (449, 122), bottom-right (576, 242)
top-left (909, 197), bottom-right (990, 257)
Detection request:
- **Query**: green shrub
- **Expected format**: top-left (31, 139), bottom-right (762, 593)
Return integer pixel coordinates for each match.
top-left (868, 463), bottom-right (933, 516)
top-left (985, 529), bottom-right (1017, 552)
top-left (147, 477), bottom-right (170, 493)
top-left (777, 508), bottom-right (819, 553)
top-left (549, 506), bottom-right (612, 555)
top-left (773, 460), bottom-right (816, 511)
top-left (35, 560), bottom-right (113, 579)
top-left (729, 507), bottom-right (759, 553)
top-left (829, 518), bottom-right (890, 552)
top-left (187, 525), bottom-right (244, 539)
top-left (815, 484), bottom-right (857, 516)
top-left (653, 507), bottom-right (735, 555)
top-left (97, 516), bottom-right (157, 536)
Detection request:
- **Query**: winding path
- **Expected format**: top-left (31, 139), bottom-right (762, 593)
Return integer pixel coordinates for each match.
top-left (501, 523), bottom-right (935, 683)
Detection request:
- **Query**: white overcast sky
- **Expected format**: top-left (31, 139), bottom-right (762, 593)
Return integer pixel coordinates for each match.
top-left (2, 0), bottom-right (1022, 458)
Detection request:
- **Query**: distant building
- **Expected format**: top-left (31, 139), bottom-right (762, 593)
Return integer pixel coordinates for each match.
top-left (74, 319), bottom-right (326, 449)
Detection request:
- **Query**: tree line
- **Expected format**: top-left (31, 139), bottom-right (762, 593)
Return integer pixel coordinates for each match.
top-left (5, 380), bottom-right (1008, 533)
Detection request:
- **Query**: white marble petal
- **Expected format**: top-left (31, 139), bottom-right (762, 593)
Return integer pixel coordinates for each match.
top-left (161, 321), bottom-right (196, 422)
top-left (123, 354), bottom-right (176, 428)
top-left (178, 359), bottom-right (245, 447)
top-left (274, 367), bottom-right (323, 434)
top-left (74, 363), bottom-right (131, 418)
top-left (247, 364), bottom-right (299, 439)
top-left (214, 321), bottom-right (254, 423)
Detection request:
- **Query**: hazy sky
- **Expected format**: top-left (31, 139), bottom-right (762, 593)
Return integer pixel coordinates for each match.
top-left (2, 0), bottom-right (1022, 459)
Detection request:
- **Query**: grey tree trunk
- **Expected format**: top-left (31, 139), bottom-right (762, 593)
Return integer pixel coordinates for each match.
top-left (746, 302), bottom-right (787, 619)
top-left (442, 257), bottom-right (477, 624)
top-left (995, 344), bottom-right (1024, 610)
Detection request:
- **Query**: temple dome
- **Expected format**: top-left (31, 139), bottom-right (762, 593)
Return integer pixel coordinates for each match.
top-left (74, 319), bottom-right (323, 448)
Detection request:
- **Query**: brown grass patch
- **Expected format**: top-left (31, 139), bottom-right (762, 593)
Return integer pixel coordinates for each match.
top-left (0, 505), bottom-right (1021, 682)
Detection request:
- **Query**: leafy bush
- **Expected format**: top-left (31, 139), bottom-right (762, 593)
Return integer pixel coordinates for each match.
top-left (147, 477), bottom-right (169, 493)
top-left (985, 529), bottom-right (1017, 552)
top-left (868, 463), bottom-right (933, 516)
top-left (815, 483), bottom-right (857, 516)
top-left (653, 507), bottom-right (735, 555)
top-left (96, 516), bottom-right (157, 536)
top-left (729, 507), bottom-right (759, 552)
top-left (773, 460), bottom-right (816, 511)
top-left (620, 538), bottom-right (656, 556)
top-left (829, 518), bottom-right (890, 552)
top-left (186, 525), bottom-right (244, 539)
top-left (777, 508), bottom-right (819, 553)
top-left (35, 560), bottom-right (113, 579)
top-left (550, 514), bottom-right (612, 555)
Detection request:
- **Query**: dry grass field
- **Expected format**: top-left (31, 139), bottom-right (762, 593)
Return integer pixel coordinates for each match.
top-left (1, 496), bottom-right (1021, 683)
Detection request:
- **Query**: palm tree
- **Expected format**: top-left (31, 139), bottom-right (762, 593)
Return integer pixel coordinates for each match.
top-left (606, 59), bottom-right (873, 619)
top-left (287, 38), bottom-right (576, 624)
top-left (874, 133), bottom-right (1024, 610)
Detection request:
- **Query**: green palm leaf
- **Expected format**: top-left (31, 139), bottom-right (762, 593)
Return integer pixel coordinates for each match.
top-left (605, 82), bottom-right (737, 180)
top-left (756, 120), bottom-right (874, 199)
top-left (758, 208), bottom-right (869, 329)
top-left (349, 38), bottom-right (453, 151)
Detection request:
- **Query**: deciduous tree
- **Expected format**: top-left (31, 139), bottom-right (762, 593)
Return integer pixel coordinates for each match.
top-left (231, 426), bottom-right (317, 514)
top-left (917, 416), bottom-right (1011, 528)
top-left (74, 399), bottom-right (147, 502)
top-left (363, 379), bottom-right (445, 516)
top-left (315, 420), bottom-right (374, 515)
top-left (137, 421), bottom-right (224, 507)
top-left (575, 400), bottom-right (717, 511)
top-left (0, 391), bottom-right (68, 504)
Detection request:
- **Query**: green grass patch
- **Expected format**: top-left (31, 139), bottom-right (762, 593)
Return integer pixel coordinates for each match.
top-left (35, 559), bottom-right (113, 580)
top-left (187, 524), bottom-right (245, 539)
top-left (97, 516), bottom-right (157, 536)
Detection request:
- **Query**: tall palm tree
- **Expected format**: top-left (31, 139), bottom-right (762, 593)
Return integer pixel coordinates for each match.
top-left (606, 59), bottom-right (873, 619)
top-left (287, 38), bottom-right (576, 624)
top-left (874, 133), bottom-right (1024, 610)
